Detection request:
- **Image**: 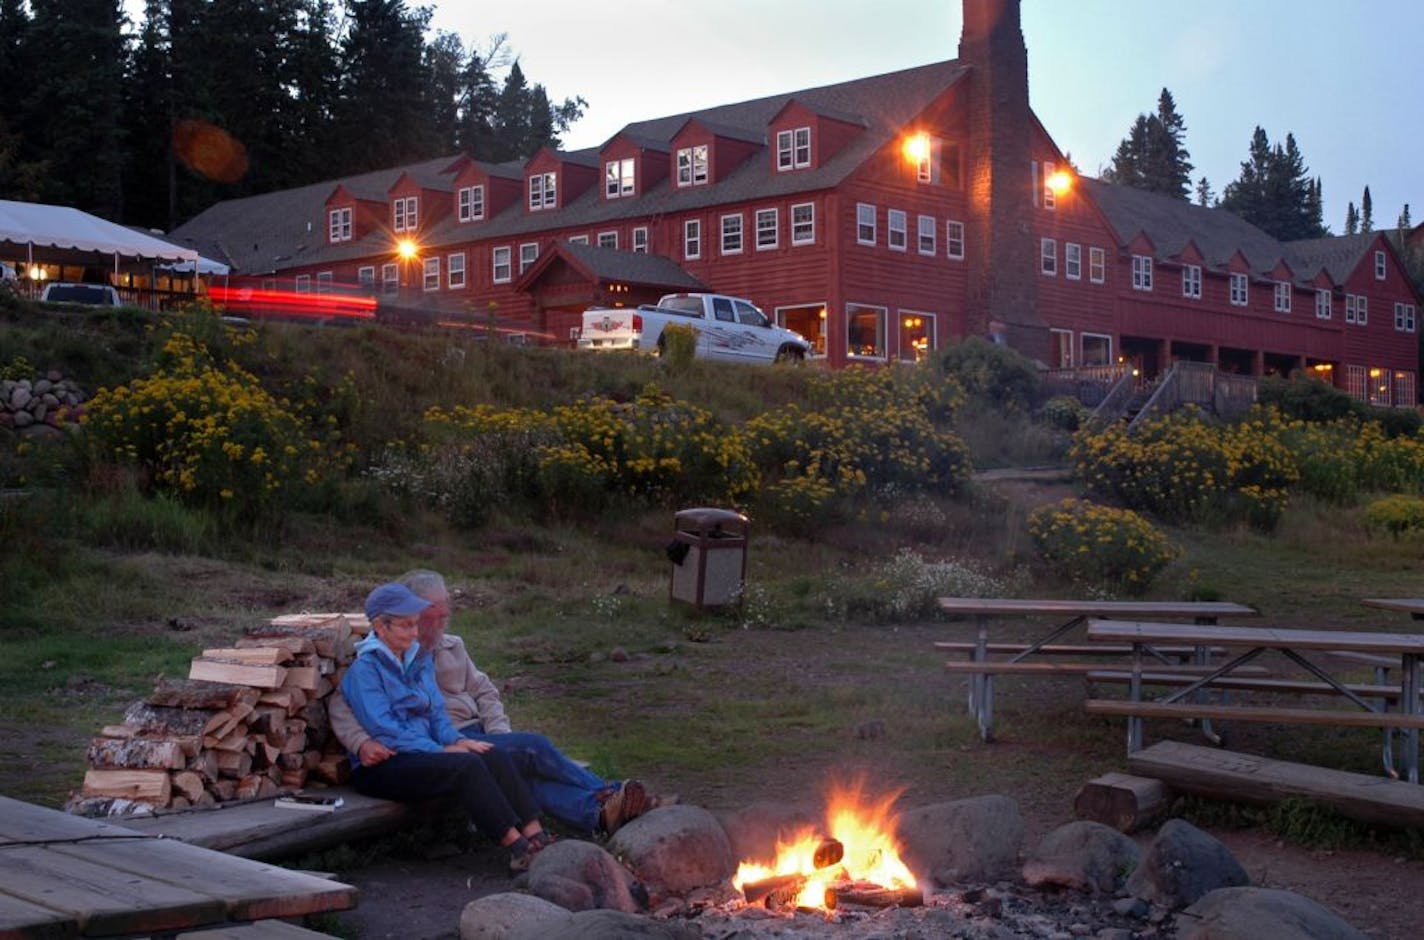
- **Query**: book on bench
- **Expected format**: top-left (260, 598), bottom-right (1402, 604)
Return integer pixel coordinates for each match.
top-left (275, 794), bottom-right (344, 813)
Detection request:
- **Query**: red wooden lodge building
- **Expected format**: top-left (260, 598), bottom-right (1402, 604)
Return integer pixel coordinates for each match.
top-left (170, 0), bottom-right (1421, 406)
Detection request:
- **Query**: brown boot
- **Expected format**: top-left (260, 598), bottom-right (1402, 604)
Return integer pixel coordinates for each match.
top-left (599, 779), bottom-right (648, 835)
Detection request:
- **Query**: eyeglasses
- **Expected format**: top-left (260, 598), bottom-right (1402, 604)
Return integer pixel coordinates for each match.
top-left (378, 615), bottom-right (419, 631)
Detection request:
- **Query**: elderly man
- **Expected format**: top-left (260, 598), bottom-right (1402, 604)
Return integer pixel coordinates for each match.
top-left (330, 570), bottom-right (657, 835)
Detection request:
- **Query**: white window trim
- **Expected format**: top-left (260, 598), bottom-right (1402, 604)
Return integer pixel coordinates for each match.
top-left (423, 257), bottom-right (440, 292)
top-left (1394, 302), bottom-right (1417, 333)
top-left (720, 213), bottom-right (744, 255)
top-left (1131, 254), bottom-right (1152, 291)
top-left (1081, 331), bottom-right (1113, 366)
top-left (946, 220), bottom-right (965, 260)
top-left (597, 231), bottom-right (618, 249)
top-left (897, 308), bottom-right (936, 361)
top-left (887, 209), bottom-right (907, 252)
top-left (458, 185), bottom-right (485, 222)
top-left (845, 302), bottom-right (888, 360)
top-left (358, 265), bottom-right (375, 288)
top-left (1182, 264), bottom-right (1201, 299)
top-left (676, 145), bottom-right (709, 187)
top-left (684, 219), bottom-right (702, 259)
top-left (917, 214), bottom-right (936, 256)
top-left (856, 203), bottom-right (876, 246)
top-left (528, 172), bottom-right (557, 211)
top-left (1041, 160), bottom-right (1057, 210)
top-left (492, 246), bottom-right (512, 283)
top-left (1229, 273), bottom-right (1248, 306)
top-left (1050, 328), bottom-right (1075, 368)
top-left (776, 126), bottom-right (812, 171)
top-left (1315, 289), bottom-right (1332, 320)
top-left (755, 208), bottom-right (778, 250)
top-left (1274, 281), bottom-right (1292, 313)
top-left (447, 252), bottom-right (465, 289)
top-left (1375, 250), bottom-right (1387, 280)
top-left (632, 227), bottom-right (649, 253)
top-left (316, 271), bottom-right (333, 294)
top-left (328, 207), bottom-right (351, 243)
top-left (567, 235), bottom-right (589, 245)
top-left (381, 263), bottom-right (398, 294)
top-left (294, 274), bottom-right (311, 293)
top-left (791, 202), bottom-right (815, 246)
top-left (1065, 243), bottom-right (1081, 281)
top-left (605, 158), bottom-right (635, 199)
top-left (1089, 246), bottom-right (1106, 284)
top-left (1041, 238), bottom-right (1057, 276)
top-left (519, 242), bottom-right (539, 274)
top-left (392, 195), bottom-right (418, 233)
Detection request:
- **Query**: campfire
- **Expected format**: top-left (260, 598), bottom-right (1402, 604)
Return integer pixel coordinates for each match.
top-left (731, 781), bottom-right (920, 913)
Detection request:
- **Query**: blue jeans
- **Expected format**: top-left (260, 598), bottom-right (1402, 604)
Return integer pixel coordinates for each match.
top-left (351, 748), bottom-right (540, 843)
top-left (462, 727), bottom-right (610, 833)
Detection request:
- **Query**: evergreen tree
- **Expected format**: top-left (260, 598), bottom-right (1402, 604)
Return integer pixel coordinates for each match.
top-left (490, 60), bottom-right (533, 162)
top-left (1101, 88), bottom-right (1192, 200)
top-left (456, 50), bottom-right (499, 158)
top-left (1401, 204), bottom-right (1413, 232)
top-left (0, 0), bottom-right (45, 200)
top-left (1220, 126), bottom-right (1325, 240)
top-left (333, 0), bottom-right (436, 174)
top-left (1194, 176), bottom-right (1214, 207)
top-left (121, 0), bottom-right (174, 228)
top-left (285, 0), bottom-right (341, 184)
top-left (1361, 186), bottom-right (1373, 233)
top-left (424, 31), bottom-right (466, 153)
top-left (1345, 202), bottom-right (1359, 235)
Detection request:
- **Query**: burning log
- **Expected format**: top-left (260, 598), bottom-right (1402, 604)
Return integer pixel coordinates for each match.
top-left (741, 873), bottom-right (807, 909)
top-left (825, 883), bottom-right (923, 909)
top-left (813, 837), bottom-right (843, 869)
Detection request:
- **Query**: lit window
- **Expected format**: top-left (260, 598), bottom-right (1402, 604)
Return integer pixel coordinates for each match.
top-left (392, 196), bottom-right (418, 232)
top-left (1082, 332), bottom-right (1112, 366)
top-left (1315, 289), bottom-right (1332, 320)
top-left (597, 231), bottom-right (618, 249)
top-left (1041, 238), bottom-right (1057, 276)
top-left (519, 243), bottom-right (538, 274)
top-left (1131, 255), bottom-right (1152, 291)
top-left (528, 173), bottom-right (557, 210)
top-left (676, 145), bottom-right (708, 186)
top-left (1089, 247), bottom-right (1106, 283)
top-left (846, 303), bottom-right (887, 358)
top-left (1229, 273), bottom-right (1248, 306)
top-left (1393, 371), bottom-right (1417, 406)
top-left (605, 158), bottom-right (635, 198)
top-left (447, 253), bottom-right (465, 289)
top-left (1375, 250), bottom-right (1387, 280)
top-left (756, 208), bottom-right (778, 250)
top-left (1041, 161), bottom-right (1057, 209)
top-left (458, 185), bottom-right (484, 222)
top-left (423, 257), bottom-right (439, 292)
top-left (1274, 281), bottom-right (1291, 313)
top-left (856, 203), bottom-right (876, 245)
top-left (791, 203), bottom-right (815, 245)
top-left (898, 310), bottom-right (936, 362)
top-left (1395, 302), bottom-right (1416, 333)
top-left (721, 214), bottom-right (743, 254)
top-left (946, 220), bottom-right (964, 260)
top-left (917, 215), bottom-right (936, 255)
top-left (1182, 264), bottom-right (1201, 299)
top-left (887, 209), bottom-right (907, 251)
top-left (381, 263), bottom-right (398, 294)
top-left (492, 246), bottom-right (512, 283)
top-left (632, 227), bottom-right (648, 253)
top-left (328, 207), bottom-right (352, 242)
top-left (684, 219), bottom-right (701, 259)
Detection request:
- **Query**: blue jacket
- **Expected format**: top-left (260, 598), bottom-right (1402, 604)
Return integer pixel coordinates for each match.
top-left (340, 633), bottom-right (463, 765)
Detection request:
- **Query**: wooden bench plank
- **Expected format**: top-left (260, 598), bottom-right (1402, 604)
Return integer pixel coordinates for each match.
top-left (933, 642), bottom-right (1219, 656)
top-left (1085, 698), bottom-right (1424, 729)
top-left (945, 662), bottom-right (1268, 676)
top-left (1085, 671), bottom-right (1405, 700)
top-left (0, 892), bottom-right (78, 939)
top-left (180, 918), bottom-right (337, 939)
top-left (1128, 740), bottom-right (1424, 828)
top-left (1086, 620), bottom-right (1424, 654)
top-left (937, 598), bottom-right (1257, 617)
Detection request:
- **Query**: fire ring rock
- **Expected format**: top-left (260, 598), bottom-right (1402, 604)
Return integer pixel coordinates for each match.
top-left (715, 801), bottom-right (818, 865)
top-left (1022, 819), bottom-right (1141, 894)
top-left (1178, 886), bottom-right (1367, 940)
top-left (896, 794), bottom-right (1024, 885)
top-left (511, 908), bottom-right (702, 940)
top-left (458, 891), bottom-right (570, 940)
top-left (607, 804), bottom-right (735, 896)
top-left (526, 839), bottom-right (647, 913)
top-left (1126, 818), bottom-right (1250, 909)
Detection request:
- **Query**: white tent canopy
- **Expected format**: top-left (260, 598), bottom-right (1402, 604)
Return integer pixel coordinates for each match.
top-left (158, 256), bottom-right (231, 276)
top-left (0, 199), bottom-right (198, 265)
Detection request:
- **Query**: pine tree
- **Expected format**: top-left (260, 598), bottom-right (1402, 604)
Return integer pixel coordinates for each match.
top-left (1194, 176), bottom-right (1214, 207)
top-left (333, 0), bottom-right (437, 174)
top-left (456, 50), bottom-right (499, 158)
top-left (1401, 204), bottom-right (1413, 231)
top-left (1220, 126), bottom-right (1325, 240)
top-left (1360, 186), bottom-right (1373, 233)
top-left (424, 31), bottom-right (466, 153)
top-left (121, 0), bottom-right (174, 229)
top-left (1101, 88), bottom-right (1192, 200)
top-left (1345, 202), bottom-right (1359, 235)
top-left (0, 0), bottom-right (45, 200)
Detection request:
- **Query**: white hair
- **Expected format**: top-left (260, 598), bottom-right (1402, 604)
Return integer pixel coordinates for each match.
top-left (398, 569), bottom-right (447, 601)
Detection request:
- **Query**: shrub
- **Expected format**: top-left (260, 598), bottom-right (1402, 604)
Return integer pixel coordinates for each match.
top-left (1027, 498), bottom-right (1177, 591)
top-left (1258, 373), bottom-right (1364, 422)
top-left (1039, 395), bottom-right (1088, 431)
top-left (931, 336), bottom-right (1039, 412)
top-left (661, 323), bottom-right (697, 367)
top-left (1363, 495), bottom-right (1424, 538)
top-left (827, 549), bottom-right (1005, 623)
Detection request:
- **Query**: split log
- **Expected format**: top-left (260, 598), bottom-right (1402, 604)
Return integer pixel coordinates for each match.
top-left (86, 737), bottom-right (186, 770)
top-left (202, 701), bottom-right (255, 738)
top-left (200, 646), bottom-right (294, 665)
top-left (280, 769), bottom-right (309, 789)
top-left (813, 838), bottom-right (844, 869)
top-left (311, 675), bottom-right (334, 700)
top-left (209, 779), bottom-right (238, 802)
top-left (1073, 773), bottom-right (1169, 833)
top-left (257, 688), bottom-right (307, 713)
top-left (258, 776), bottom-right (281, 798)
top-left (188, 749), bottom-right (220, 783)
top-left (278, 752), bottom-right (305, 771)
top-left (147, 678), bottom-right (260, 710)
top-left (171, 770), bottom-right (206, 803)
top-left (252, 738), bottom-right (280, 768)
top-left (278, 720), bottom-right (308, 754)
top-left (244, 619), bottom-right (351, 660)
top-left (280, 666), bottom-right (319, 691)
top-left (170, 796), bottom-right (192, 809)
top-left (65, 796), bottom-right (158, 818)
top-left (189, 657), bottom-right (287, 689)
top-left (302, 751), bottom-right (321, 772)
top-left (205, 727), bottom-right (249, 753)
top-left (193, 790), bottom-right (218, 809)
top-left (235, 775), bottom-right (264, 800)
top-left (236, 635), bottom-right (315, 656)
top-left (826, 884), bottom-right (922, 909)
top-left (215, 750), bottom-right (253, 779)
top-left (312, 756), bottom-right (351, 785)
top-left (741, 873), bottom-right (807, 910)
top-left (99, 724), bottom-right (137, 739)
top-left (122, 702), bottom-right (215, 737)
top-left (246, 705), bottom-right (289, 738)
top-left (82, 768), bottom-right (172, 805)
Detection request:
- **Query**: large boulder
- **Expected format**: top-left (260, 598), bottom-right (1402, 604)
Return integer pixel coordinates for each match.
top-left (715, 801), bottom-right (818, 865)
top-left (896, 794), bottom-right (1023, 885)
top-left (1022, 820), bottom-right (1140, 894)
top-left (512, 908), bottom-right (700, 940)
top-left (1127, 819), bottom-right (1249, 908)
top-left (607, 804), bottom-right (735, 896)
top-left (458, 892), bottom-right (570, 940)
top-left (527, 839), bottom-right (646, 913)
top-left (1178, 886), bottom-right (1367, 940)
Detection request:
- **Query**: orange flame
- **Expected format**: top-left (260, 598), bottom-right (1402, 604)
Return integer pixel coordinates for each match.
top-left (732, 780), bottom-right (916, 910)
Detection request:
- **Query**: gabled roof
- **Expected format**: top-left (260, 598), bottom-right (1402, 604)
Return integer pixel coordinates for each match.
top-left (1284, 232), bottom-right (1379, 285)
top-left (517, 242), bottom-right (705, 293)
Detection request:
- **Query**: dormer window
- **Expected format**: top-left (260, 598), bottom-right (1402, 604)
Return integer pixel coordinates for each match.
top-left (529, 172), bottom-right (557, 211)
top-left (328, 207), bottom-right (352, 243)
top-left (458, 185), bottom-right (484, 222)
top-left (776, 127), bottom-right (811, 171)
top-left (1375, 250), bottom-right (1387, 280)
top-left (393, 196), bottom-right (417, 232)
top-left (676, 145), bottom-right (708, 187)
top-left (605, 159), bottom-right (635, 198)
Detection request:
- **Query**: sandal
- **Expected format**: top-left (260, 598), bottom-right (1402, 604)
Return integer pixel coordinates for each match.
top-left (507, 836), bottom-right (539, 874)
top-left (600, 779), bottom-right (648, 834)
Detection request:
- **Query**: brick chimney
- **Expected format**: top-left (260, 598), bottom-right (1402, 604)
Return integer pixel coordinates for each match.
top-left (959, 0), bottom-right (1048, 361)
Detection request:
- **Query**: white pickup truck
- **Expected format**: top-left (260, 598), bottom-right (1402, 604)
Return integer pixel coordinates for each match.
top-left (578, 293), bottom-right (811, 363)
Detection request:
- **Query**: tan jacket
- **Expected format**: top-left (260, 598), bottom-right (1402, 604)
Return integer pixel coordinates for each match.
top-left (329, 633), bottom-right (511, 752)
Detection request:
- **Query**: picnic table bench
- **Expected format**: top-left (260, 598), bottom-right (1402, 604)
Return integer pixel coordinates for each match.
top-left (935, 597), bottom-right (1258, 741)
top-left (1083, 619), bottom-right (1424, 782)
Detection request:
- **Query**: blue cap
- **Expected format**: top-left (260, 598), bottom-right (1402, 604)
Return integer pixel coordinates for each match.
top-left (364, 582), bottom-right (432, 621)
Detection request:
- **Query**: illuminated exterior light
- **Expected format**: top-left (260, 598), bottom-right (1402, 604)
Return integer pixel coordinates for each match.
top-left (902, 133), bottom-right (931, 165)
top-left (1047, 169), bottom-right (1073, 197)
top-left (397, 238), bottom-right (419, 260)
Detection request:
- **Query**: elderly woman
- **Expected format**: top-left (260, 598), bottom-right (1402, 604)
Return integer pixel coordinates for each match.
top-left (341, 582), bottom-right (550, 872)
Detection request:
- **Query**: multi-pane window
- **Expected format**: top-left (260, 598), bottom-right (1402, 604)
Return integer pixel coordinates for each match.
top-left (316, 271), bottom-right (332, 293)
top-left (1346, 293), bottom-right (1367, 324)
top-left (294, 274), bottom-right (310, 293)
top-left (1229, 273), bottom-right (1248, 305)
top-left (1395, 302), bottom-right (1417, 332)
top-left (1051, 329), bottom-right (1074, 368)
top-left (423, 257), bottom-right (439, 291)
top-left (1375, 250), bottom-right (1387, 280)
top-left (1369, 368), bottom-right (1390, 406)
top-left (1040, 238), bottom-right (1057, 276)
top-left (917, 215), bottom-right (936, 255)
top-left (946, 220), bottom-right (964, 260)
top-left (1041, 160), bottom-right (1057, 209)
top-left (721, 214), bottom-right (743, 254)
top-left (1131, 254), bottom-right (1152, 291)
top-left (1274, 281), bottom-right (1291, 313)
top-left (676, 145), bottom-right (708, 186)
top-left (1089, 246), bottom-right (1106, 283)
top-left (357, 266), bottom-right (375, 289)
top-left (1394, 371), bottom-right (1417, 407)
top-left (381, 262), bottom-right (398, 294)
top-left (1065, 243), bottom-right (1081, 280)
top-left (791, 203), bottom-right (815, 245)
top-left (597, 231), bottom-right (618, 249)
top-left (447, 252), bottom-right (465, 289)
top-left (568, 235), bottom-right (589, 245)
top-left (1182, 264), bottom-right (1201, 298)
top-left (899, 310), bottom-right (936, 361)
top-left (492, 246), bottom-right (512, 283)
top-left (887, 209), bottom-right (907, 251)
top-left (519, 242), bottom-right (538, 274)
top-left (755, 208), bottom-right (778, 250)
top-left (856, 203), bottom-right (876, 245)
top-left (632, 227), bottom-right (649, 253)
top-left (1345, 364), bottom-right (1367, 400)
top-left (392, 196), bottom-right (417, 232)
top-left (684, 219), bottom-right (702, 259)
top-left (605, 158), bottom-right (635, 198)
top-left (776, 127), bottom-right (811, 170)
top-left (846, 303), bottom-right (887, 358)
top-left (328, 207), bottom-right (351, 242)
top-left (528, 172), bottom-right (557, 210)
top-left (1315, 289), bottom-right (1332, 320)
top-left (457, 185), bottom-right (484, 222)
top-left (1082, 333), bottom-right (1112, 366)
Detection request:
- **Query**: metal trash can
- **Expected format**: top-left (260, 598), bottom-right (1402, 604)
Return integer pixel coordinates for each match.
top-left (667, 507), bottom-right (749, 609)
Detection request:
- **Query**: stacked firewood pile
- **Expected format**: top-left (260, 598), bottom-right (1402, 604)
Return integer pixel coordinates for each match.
top-left (65, 613), bottom-right (368, 817)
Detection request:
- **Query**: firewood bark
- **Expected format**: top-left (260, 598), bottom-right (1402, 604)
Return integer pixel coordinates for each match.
top-left (209, 779), bottom-right (238, 801)
top-left (82, 768), bottom-right (172, 805)
top-left (122, 702), bottom-right (215, 737)
top-left (237, 635), bottom-right (316, 656)
top-left (257, 687), bottom-right (307, 713)
top-left (235, 774), bottom-right (264, 800)
top-left (201, 646), bottom-right (294, 665)
top-left (100, 724), bottom-right (136, 739)
top-left (741, 873), bottom-right (806, 907)
top-left (215, 750), bottom-right (253, 779)
top-left (244, 620), bottom-right (351, 659)
top-left (826, 884), bottom-right (922, 908)
top-left (171, 770), bottom-right (206, 802)
top-left (1073, 773), bottom-right (1169, 833)
top-left (280, 666), bottom-right (319, 691)
top-left (188, 749), bottom-right (220, 783)
top-left (86, 737), bottom-right (186, 770)
top-left (147, 677), bottom-right (261, 710)
top-left (280, 769), bottom-right (309, 789)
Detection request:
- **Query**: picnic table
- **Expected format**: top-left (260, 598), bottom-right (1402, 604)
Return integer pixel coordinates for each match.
top-left (1083, 620), bottom-right (1424, 783)
top-left (0, 795), bottom-right (357, 938)
top-left (1361, 597), bottom-right (1424, 621)
top-left (935, 598), bottom-right (1258, 741)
